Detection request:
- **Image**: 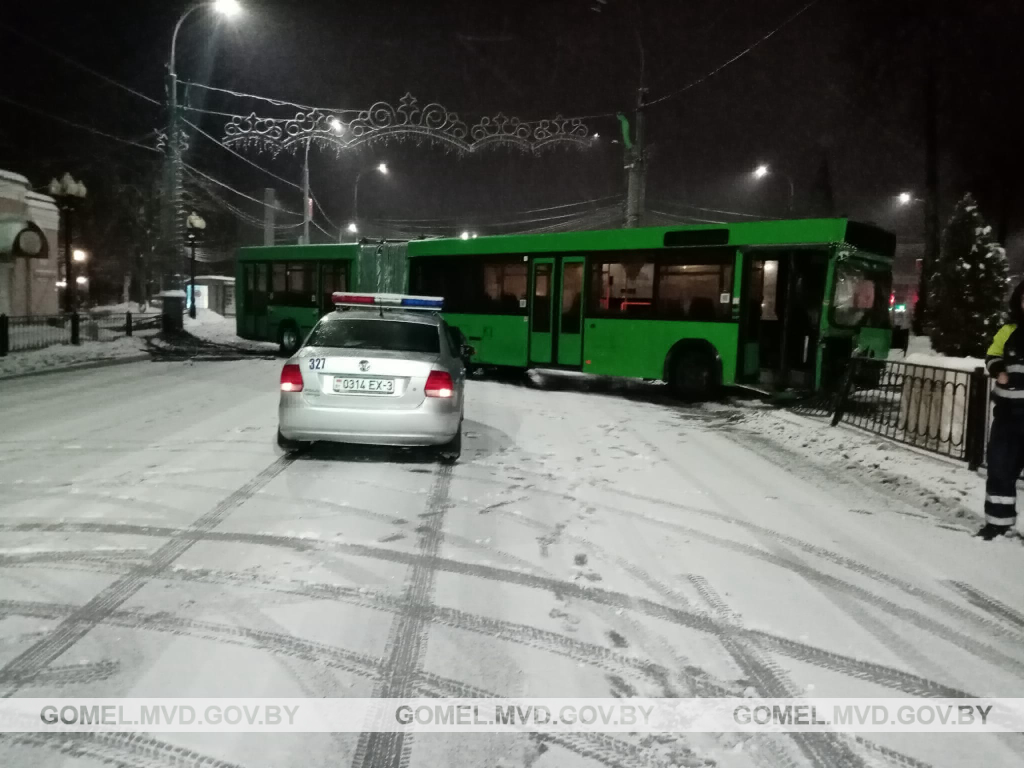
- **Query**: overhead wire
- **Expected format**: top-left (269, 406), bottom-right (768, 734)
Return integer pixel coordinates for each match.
top-left (0, 93), bottom-right (160, 154)
top-left (182, 162), bottom-right (303, 215)
top-left (645, 0), bottom-right (822, 108)
top-left (649, 198), bottom-right (778, 220)
top-left (0, 22), bottom-right (162, 107)
top-left (181, 80), bottom-right (361, 114)
top-left (182, 118), bottom-right (302, 190)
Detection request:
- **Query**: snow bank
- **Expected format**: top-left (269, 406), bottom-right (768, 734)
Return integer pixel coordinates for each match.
top-left (902, 353), bottom-right (984, 372)
top-left (736, 405), bottom-right (985, 529)
top-left (0, 336), bottom-right (149, 379)
top-left (183, 309), bottom-right (278, 353)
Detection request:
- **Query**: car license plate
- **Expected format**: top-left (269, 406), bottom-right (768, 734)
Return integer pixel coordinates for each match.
top-left (333, 377), bottom-right (395, 394)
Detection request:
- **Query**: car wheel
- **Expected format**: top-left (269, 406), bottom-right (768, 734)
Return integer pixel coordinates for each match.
top-left (277, 428), bottom-right (302, 452)
top-left (279, 324), bottom-right (301, 357)
top-left (438, 428), bottom-right (462, 464)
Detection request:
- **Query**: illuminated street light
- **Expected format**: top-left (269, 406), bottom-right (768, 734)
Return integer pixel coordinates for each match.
top-left (592, 132), bottom-right (600, 139)
top-left (898, 192), bottom-right (913, 205)
top-left (344, 163), bottom-right (390, 242)
top-left (460, 231), bottom-right (471, 240)
top-left (168, 1), bottom-right (242, 271)
top-left (471, 233), bottom-right (478, 239)
top-left (329, 118), bottom-right (343, 133)
top-left (72, 249), bottom-right (87, 262)
top-left (75, 276), bottom-right (88, 285)
top-left (751, 163), bottom-right (793, 213)
top-left (213, 0), bottom-right (242, 17)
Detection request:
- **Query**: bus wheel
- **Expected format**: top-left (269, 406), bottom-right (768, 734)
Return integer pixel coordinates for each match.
top-left (279, 324), bottom-right (301, 357)
top-left (668, 348), bottom-right (717, 401)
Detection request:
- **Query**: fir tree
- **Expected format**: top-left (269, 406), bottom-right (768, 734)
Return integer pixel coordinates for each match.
top-left (928, 193), bottom-right (1008, 356)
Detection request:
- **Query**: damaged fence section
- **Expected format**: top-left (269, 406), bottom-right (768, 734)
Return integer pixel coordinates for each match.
top-left (802, 358), bottom-right (990, 469)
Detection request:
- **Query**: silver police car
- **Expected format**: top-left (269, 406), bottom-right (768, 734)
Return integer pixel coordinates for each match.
top-left (277, 293), bottom-right (470, 461)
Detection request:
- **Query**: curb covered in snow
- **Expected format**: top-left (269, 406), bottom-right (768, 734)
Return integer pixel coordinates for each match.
top-left (0, 353), bottom-right (153, 382)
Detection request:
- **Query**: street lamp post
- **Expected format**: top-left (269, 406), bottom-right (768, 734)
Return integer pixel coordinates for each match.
top-left (186, 211), bottom-right (206, 319)
top-left (342, 163), bottom-right (388, 242)
top-left (167, 0), bottom-right (241, 278)
top-left (48, 173), bottom-right (87, 314)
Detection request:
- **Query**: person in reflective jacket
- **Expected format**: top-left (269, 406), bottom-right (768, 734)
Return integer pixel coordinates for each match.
top-left (979, 280), bottom-right (1024, 539)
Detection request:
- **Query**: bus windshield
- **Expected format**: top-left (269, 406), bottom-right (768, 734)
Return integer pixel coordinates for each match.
top-left (831, 261), bottom-right (891, 328)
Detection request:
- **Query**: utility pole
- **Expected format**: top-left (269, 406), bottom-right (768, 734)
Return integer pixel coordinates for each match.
top-left (914, 58), bottom-right (940, 336)
top-left (623, 87), bottom-right (648, 228)
top-left (264, 188), bottom-right (275, 246)
top-left (301, 139), bottom-right (311, 244)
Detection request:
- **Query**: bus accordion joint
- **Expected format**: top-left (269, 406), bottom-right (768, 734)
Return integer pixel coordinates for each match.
top-left (332, 293), bottom-right (444, 311)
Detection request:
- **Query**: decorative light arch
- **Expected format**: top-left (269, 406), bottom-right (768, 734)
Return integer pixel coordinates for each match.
top-left (221, 93), bottom-right (593, 156)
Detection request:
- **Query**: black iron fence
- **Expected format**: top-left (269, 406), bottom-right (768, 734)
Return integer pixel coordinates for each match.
top-left (818, 357), bottom-right (989, 468)
top-left (0, 312), bottom-right (157, 356)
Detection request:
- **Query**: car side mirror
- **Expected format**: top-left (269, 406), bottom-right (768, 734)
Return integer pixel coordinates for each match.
top-left (460, 344), bottom-right (475, 360)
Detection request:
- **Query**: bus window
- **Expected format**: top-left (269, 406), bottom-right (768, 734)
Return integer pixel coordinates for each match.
top-left (656, 263), bottom-right (733, 321)
top-left (269, 262), bottom-right (316, 307)
top-left (484, 262), bottom-right (528, 313)
top-left (589, 260), bottom-right (654, 316)
top-left (271, 263), bottom-right (286, 297)
top-left (533, 263), bottom-right (552, 332)
top-left (321, 262), bottom-right (347, 313)
top-left (832, 262), bottom-right (891, 328)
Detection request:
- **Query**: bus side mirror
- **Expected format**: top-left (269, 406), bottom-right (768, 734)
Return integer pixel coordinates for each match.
top-left (461, 344), bottom-right (476, 360)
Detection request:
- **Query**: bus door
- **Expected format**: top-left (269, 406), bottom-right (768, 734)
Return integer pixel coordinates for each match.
top-left (529, 258), bottom-right (555, 364)
top-left (557, 257), bottom-right (585, 366)
top-left (786, 253), bottom-right (827, 388)
top-left (245, 263), bottom-right (269, 340)
top-left (741, 252), bottom-right (826, 389)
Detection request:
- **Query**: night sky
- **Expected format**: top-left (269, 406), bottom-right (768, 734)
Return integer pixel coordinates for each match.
top-left (1, 0), bottom-right (1021, 265)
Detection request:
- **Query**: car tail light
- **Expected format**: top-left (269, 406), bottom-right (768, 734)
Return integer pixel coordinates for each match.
top-left (425, 370), bottom-right (454, 398)
top-left (280, 364), bottom-right (304, 392)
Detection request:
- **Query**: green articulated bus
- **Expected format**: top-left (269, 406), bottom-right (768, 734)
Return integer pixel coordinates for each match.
top-left (236, 219), bottom-right (895, 398)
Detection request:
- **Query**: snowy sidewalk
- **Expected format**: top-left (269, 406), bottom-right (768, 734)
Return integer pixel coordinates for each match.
top-left (734, 403), bottom-right (988, 529)
top-left (0, 336), bottom-right (152, 380)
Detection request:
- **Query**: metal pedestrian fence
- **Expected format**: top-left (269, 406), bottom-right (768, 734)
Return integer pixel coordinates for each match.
top-left (796, 357), bottom-right (990, 470)
top-left (0, 312), bottom-right (146, 356)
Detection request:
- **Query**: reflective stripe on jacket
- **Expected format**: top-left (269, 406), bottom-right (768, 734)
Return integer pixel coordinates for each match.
top-left (987, 324), bottom-right (1024, 401)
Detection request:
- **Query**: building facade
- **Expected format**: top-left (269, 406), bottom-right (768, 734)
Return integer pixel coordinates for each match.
top-left (0, 170), bottom-right (60, 317)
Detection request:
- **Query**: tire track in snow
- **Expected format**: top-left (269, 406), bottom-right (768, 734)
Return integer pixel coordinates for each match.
top-left (687, 576), bottom-right (871, 768)
top-left (351, 464), bottom-right (451, 768)
top-left (458, 457), bottom-right (1024, 650)
top-left (0, 544), bottom-right (966, 708)
top-left (584, 458), bottom-right (1024, 677)
top-left (0, 452), bottom-right (295, 697)
top-left (0, 534), bottom-right (978, 701)
top-left (3, 731), bottom-right (247, 768)
top-left (0, 659), bottom-right (120, 687)
top-left (0, 598), bottom-right (670, 768)
top-left (946, 581), bottom-right (1024, 633)
top-left (589, 466), bottom-right (1024, 648)
top-left (5, 556), bottom-right (731, 699)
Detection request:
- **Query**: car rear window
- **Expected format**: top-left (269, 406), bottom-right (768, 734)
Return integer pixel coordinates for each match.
top-left (305, 318), bottom-right (440, 353)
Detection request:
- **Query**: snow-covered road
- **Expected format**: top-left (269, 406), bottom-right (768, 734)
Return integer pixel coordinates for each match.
top-left (1, 360), bottom-right (1022, 768)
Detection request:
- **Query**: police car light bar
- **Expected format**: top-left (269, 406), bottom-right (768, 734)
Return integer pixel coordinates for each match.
top-left (332, 293), bottom-right (444, 311)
